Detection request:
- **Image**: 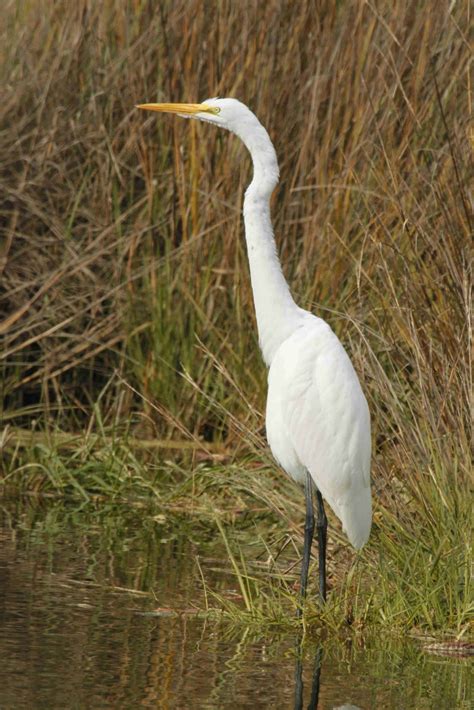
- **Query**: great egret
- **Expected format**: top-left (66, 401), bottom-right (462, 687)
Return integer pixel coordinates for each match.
top-left (137, 98), bottom-right (372, 606)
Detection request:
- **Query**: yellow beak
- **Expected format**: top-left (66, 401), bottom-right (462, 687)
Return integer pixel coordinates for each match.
top-left (136, 102), bottom-right (215, 115)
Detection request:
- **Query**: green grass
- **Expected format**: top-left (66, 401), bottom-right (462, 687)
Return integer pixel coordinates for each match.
top-left (2, 423), bottom-right (470, 638)
top-left (0, 1), bottom-right (472, 638)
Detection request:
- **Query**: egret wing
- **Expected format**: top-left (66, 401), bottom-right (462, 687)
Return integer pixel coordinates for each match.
top-left (268, 317), bottom-right (371, 548)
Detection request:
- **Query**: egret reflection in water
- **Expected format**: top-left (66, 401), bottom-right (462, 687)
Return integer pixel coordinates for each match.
top-left (293, 640), bottom-right (362, 710)
top-left (294, 643), bottom-right (322, 710)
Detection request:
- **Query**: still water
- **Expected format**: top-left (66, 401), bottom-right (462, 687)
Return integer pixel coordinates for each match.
top-left (0, 497), bottom-right (470, 709)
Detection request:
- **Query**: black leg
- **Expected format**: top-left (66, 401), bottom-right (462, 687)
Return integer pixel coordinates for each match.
top-left (298, 471), bottom-right (314, 617)
top-left (307, 645), bottom-right (323, 709)
top-left (315, 489), bottom-right (327, 603)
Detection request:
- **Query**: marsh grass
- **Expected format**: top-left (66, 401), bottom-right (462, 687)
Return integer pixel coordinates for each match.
top-left (0, 1), bottom-right (471, 636)
top-left (1, 419), bottom-right (472, 636)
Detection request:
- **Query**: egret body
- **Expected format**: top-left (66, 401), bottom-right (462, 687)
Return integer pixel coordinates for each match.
top-left (137, 98), bottom-right (372, 605)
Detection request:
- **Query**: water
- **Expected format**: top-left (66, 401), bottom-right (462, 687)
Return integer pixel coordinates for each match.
top-left (0, 497), bottom-right (470, 709)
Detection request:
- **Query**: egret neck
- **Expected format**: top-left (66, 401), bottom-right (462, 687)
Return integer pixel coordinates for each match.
top-left (239, 122), bottom-right (301, 366)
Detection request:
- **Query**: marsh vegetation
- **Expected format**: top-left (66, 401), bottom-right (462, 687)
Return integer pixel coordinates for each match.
top-left (0, 499), bottom-right (471, 708)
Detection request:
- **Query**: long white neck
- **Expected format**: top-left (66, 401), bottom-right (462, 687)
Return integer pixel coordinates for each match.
top-left (237, 121), bottom-right (301, 366)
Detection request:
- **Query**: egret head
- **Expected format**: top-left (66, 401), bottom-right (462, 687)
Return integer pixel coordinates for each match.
top-left (136, 98), bottom-right (264, 138)
top-left (137, 97), bottom-right (279, 191)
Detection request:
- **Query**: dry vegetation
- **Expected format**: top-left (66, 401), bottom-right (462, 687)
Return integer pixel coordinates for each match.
top-left (0, 1), bottom-right (471, 633)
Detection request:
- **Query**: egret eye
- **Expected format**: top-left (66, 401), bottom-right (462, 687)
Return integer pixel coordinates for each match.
top-left (207, 107), bottom-right (221, 115)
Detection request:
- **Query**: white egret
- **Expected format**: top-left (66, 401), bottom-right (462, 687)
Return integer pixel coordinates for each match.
top-left (137, 98), bottom-right (372, 605)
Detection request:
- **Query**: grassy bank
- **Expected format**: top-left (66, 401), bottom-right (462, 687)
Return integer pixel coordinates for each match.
top-left (1, 1), bottom-right (471, 636)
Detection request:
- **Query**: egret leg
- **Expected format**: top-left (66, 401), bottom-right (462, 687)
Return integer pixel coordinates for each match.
top-left (308, 646), bottom-right (323, 709)
top-left (315, 489), bottom-right (327, 603)
top-left (298, 471), bottom-right (314, 616)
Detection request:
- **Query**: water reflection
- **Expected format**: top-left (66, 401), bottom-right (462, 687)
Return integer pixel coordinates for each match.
top-left (293, 640), bottom-right (361, 710)
top-left (294, 640), bottom-right (323, 709)
top-left (0, 498), bottom-right (470, 709)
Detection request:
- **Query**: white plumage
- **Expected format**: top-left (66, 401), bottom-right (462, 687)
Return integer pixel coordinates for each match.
top-left (137, 97), bottom-right (372, 603)
top-left (266, 314), bottom-right (371, 549)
